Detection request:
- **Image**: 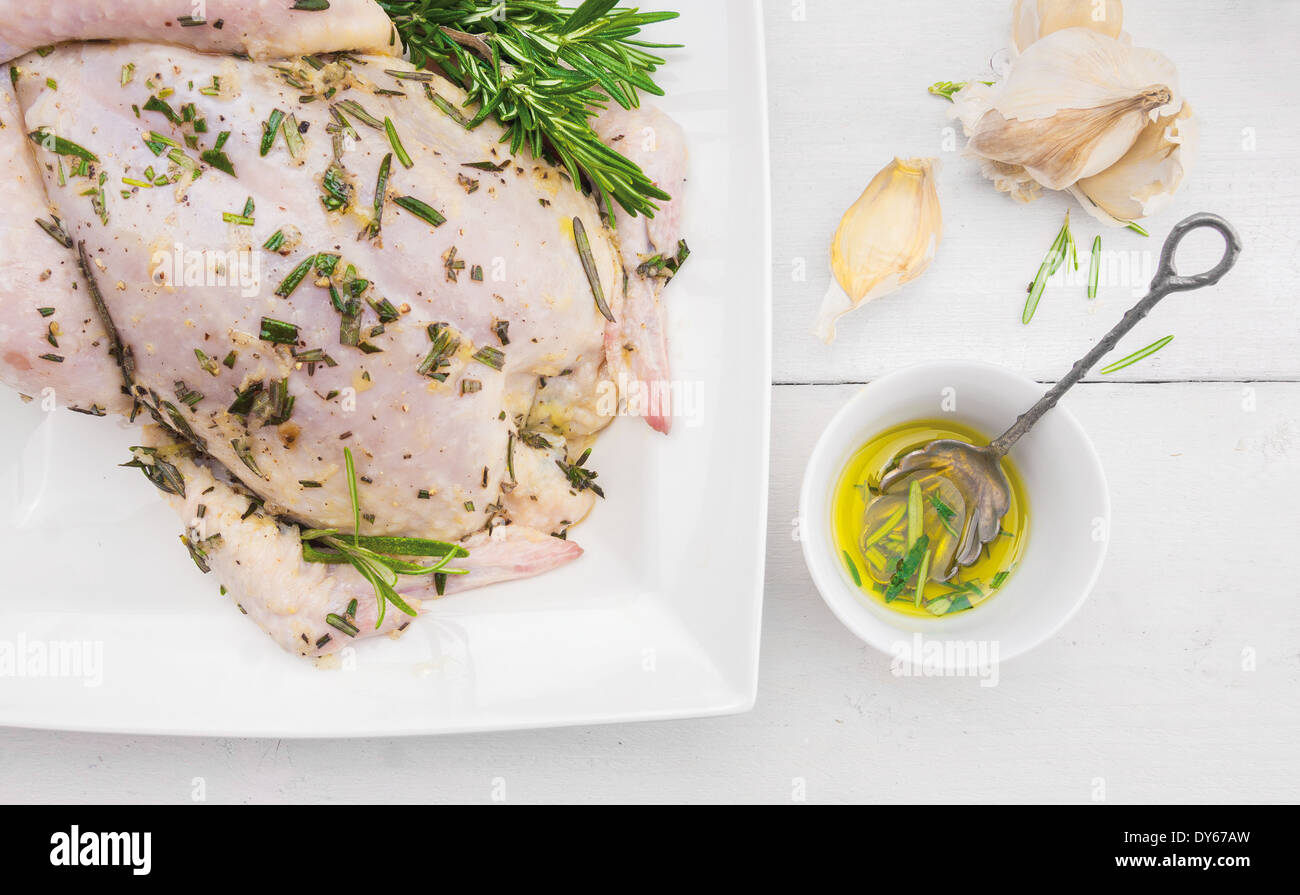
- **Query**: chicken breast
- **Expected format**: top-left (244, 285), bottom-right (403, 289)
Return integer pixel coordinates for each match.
top-left (594, 104), bottom-right (689, 434)
top-left (14, 41), bottom-right (623, 544)
top-left (0, 78), bottom-right (132, 414)
top-left (140, 425), bottom-right (581, 657)
top-left (0, 0), bottom-right (396, 63)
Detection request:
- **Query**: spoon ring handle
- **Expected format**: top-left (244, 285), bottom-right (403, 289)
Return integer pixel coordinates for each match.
top-left (1151, 212), bottom-right (1243, 295)
top-left (990, 213), bottom-right (1243, 455)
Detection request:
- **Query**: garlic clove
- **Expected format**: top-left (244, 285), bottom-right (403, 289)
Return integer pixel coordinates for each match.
top-left (1012, 0), bottom-right (1125, 53)
top-left (969, 93), bottom-right (1168, 191)
top-left (815, 157), bottom-right (942, 344)
top-left (1070, 102), bottom-right (1198, 225)
top-left (956, 28), bottom-right (1182, 193)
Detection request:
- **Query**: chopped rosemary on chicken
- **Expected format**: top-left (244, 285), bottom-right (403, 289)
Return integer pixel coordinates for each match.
top-left (35, 216), bottom-right (73, 247)
top-left (28, 129), bottom-right (98, 162)
top-left (275, 254), bottom-right (317, 297)
top-left (556, 447), bottom-right (605, 499)
top-left (336, 98), bottom-right (384, 130)
top-left (121, 446), bottom-right (186, 497)
top-left (471, 345), bottom-right (504, 370)
top-left (636, 239), bottom-right (690, 280)
top-left (261, 109), bottom-right (285, 155)
top-left (364, 153), bottom-right (392, 239)
top-left (383, 117), bottom-right (414, 168)
top-left (418, 322), bottom-right (460, 381)
top-left (393, 194), bottom-right (446, 227)
top-left (571, 216), bottom-right (613, 321)
top-left (259, 317), bottom-right (300, 345)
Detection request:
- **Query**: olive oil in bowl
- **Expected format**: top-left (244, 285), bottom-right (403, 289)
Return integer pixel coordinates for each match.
top-left (832, 420), bottom-right (1030, 618)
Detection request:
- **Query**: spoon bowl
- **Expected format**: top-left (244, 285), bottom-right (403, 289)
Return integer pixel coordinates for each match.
top-left (878, 439), bottom-right (1011, 574)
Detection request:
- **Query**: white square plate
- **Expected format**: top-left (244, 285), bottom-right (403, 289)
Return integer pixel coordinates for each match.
top-left (0, 0), bottom-right (771, 737)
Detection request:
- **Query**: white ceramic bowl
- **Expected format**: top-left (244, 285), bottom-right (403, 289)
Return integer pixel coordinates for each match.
top-left (799, 361), bottom-right (1110, 668)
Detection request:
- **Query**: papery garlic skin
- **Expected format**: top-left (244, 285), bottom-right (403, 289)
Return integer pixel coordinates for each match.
top-left (1071, 102), bottom-right (1198, 225)
top-left (1012, 0), bottom-right (1124, 53)
top-left (953, 28), bottom-right (1182, 193)
top-left (976, 157), bottom-right (1042, 203)
top-left (815, 158), bottom-right (942, 344)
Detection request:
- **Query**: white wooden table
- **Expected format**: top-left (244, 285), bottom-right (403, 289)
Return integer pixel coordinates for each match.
top-left (1, 0), bottom-right (1297, 804)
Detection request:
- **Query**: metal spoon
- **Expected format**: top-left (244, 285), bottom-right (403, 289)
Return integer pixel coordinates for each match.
top-left (878, 212), bottom-right (1243, 576)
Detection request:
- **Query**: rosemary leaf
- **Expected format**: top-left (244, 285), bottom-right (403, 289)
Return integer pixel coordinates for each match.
top-left (393, 195), bottom-right (446, 227)
top-left (572, 216), bottom-right (613, 322)
top-left (1100, 335), bottom-right (1175, 375)
top-left (1088, 235), bottom-right (1101, 299)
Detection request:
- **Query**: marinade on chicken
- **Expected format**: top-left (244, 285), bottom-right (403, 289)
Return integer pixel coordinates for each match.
top-left (0, 0), bottom-right (688, 655)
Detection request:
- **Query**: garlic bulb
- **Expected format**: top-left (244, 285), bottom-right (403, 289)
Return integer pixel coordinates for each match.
top-left (1012, 0), bottom-right (1124, 53)
top-left (952, 26), bottom-right (1191, 217)
top-left (1070, 102), bottom-right (1197, 225)
top-left (815, 158), bottom-right (942, 344)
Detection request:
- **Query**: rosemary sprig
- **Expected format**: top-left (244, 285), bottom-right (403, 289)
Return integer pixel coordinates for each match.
top-left (377, 0), bottom-right (679, 217)
top-left (300, 448), bottom-right (469, 628)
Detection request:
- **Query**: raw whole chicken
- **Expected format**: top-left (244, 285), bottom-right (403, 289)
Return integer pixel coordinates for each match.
top-left (0, 0), bottom-right (688, 656)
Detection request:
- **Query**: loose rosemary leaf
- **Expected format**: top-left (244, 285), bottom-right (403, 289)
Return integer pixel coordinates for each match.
top-left (1088, 235), bottom-right (1101, 299)
top-left (1100, 335), bottom-right (1175, 375)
